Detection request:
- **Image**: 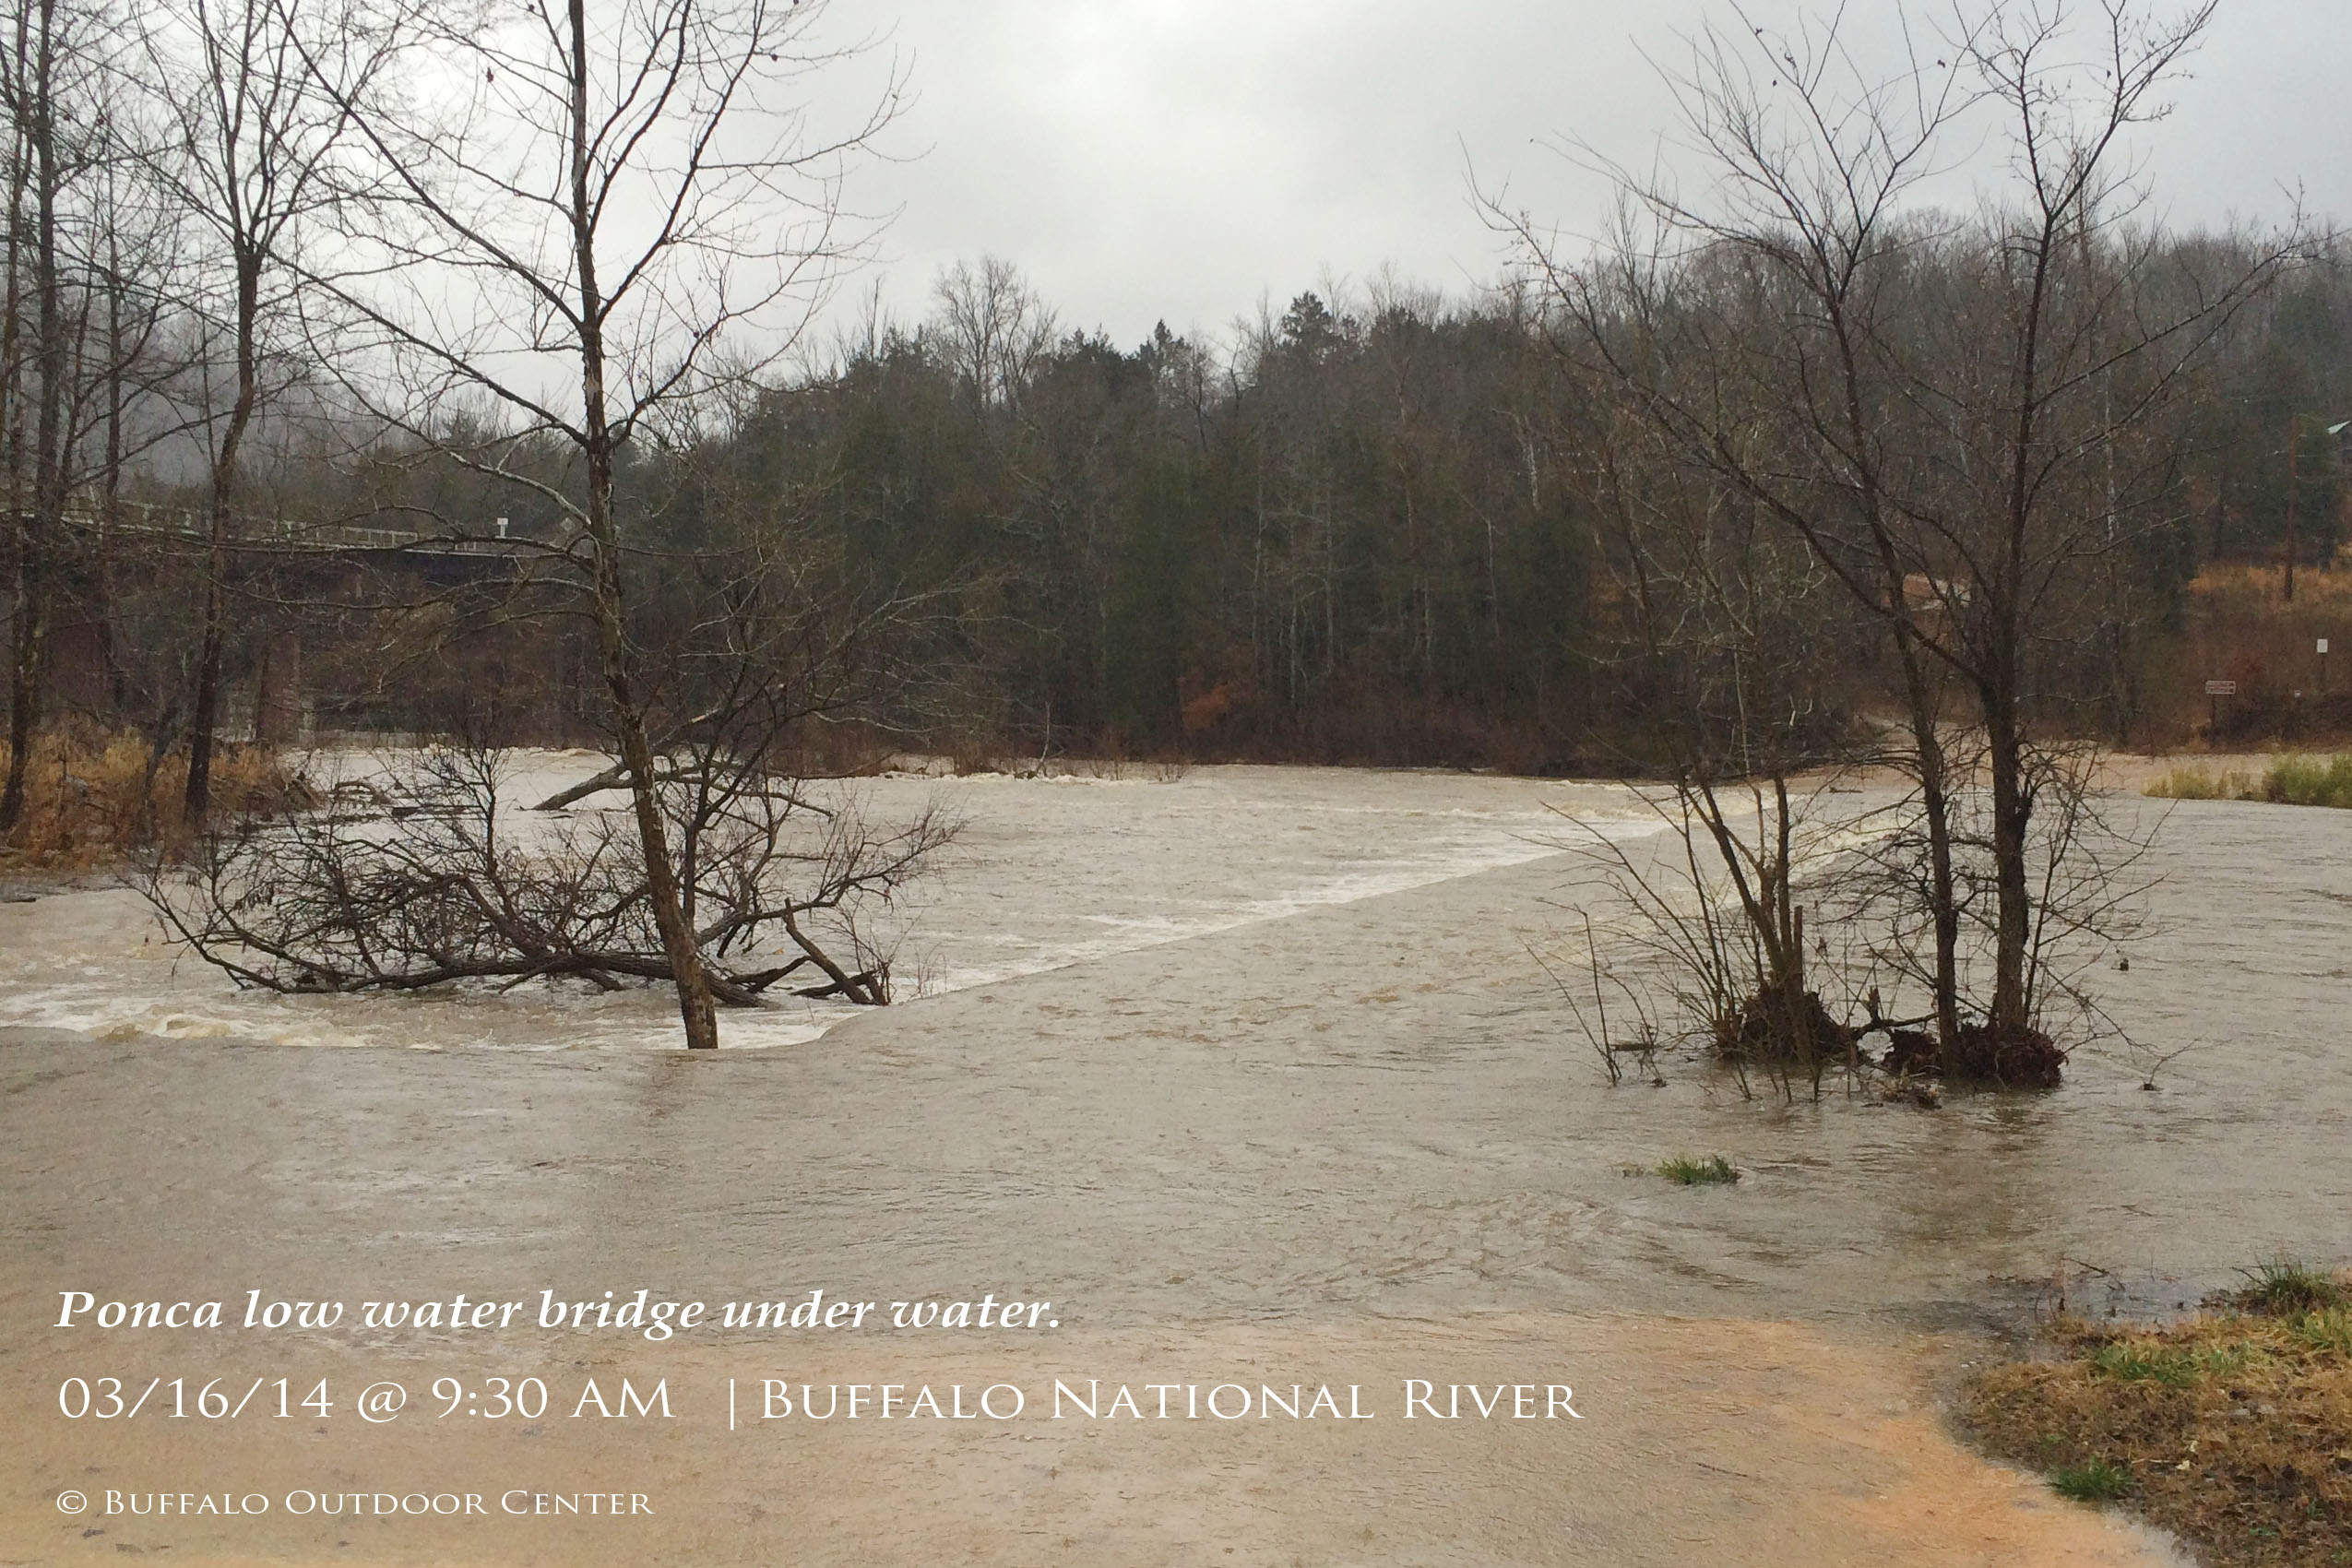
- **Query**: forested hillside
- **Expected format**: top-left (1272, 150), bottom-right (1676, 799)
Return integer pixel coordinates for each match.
top-left (307, 244), bottom-right (2352, 769)
top-left (6, 0), bottom-right (2352, 804)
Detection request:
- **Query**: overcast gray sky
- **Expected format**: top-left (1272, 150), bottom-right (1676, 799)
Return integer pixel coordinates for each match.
top-left (823, 0), bottom-right (2347, 349)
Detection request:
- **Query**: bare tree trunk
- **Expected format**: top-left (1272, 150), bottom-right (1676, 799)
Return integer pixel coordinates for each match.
top-left (93, 220), bottom-right (127, 712)
top-left (0, 13), bottom-right (22, 831)
top-left (567, 0), bottom-right (717, 1051)
top-left (1, 0), bottom-right (60, 833)
top-left (1905, 682), bottom-right (1964, 1049)
top-left (1835, 291), bottom-right (1966, 1050)
top-left (1874, 550), bottom-right (1964, 1050)
top-left (1984, 196), bottom-right (2058, 1041)
top-left (1982, 659), bottom-right (2033, 1038)
top-left (185, 252), bottom-right (261, 820)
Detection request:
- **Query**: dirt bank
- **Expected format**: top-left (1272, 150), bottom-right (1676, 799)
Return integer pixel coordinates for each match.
top-left (0, 1308), bottom-right (2192, 1567)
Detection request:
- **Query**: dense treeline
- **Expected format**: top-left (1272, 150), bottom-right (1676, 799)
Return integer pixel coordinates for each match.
top-left (6, 0), bottom-right (2352, 802)
top-left (659, 237), bottom-right (2349, 769)
top-left (709, 272), bottom-right (1602, 767)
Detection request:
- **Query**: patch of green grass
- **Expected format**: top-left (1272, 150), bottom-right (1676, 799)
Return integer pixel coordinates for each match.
top-left (2264, 754), bottom-right (2352, 809)
top-left (2149, 756), bottom-right (2352, 810)
top-left (2090, 1342), bottom-right (2198, 1386)
top-left (2235, 1259), bottom-right (2347, 1315)
top-left (1966, 1264), bottom-right (2352, 1566)
top-left (2291, 1307), bottom-right (2352, 1356)
top-left (2199, 1343), bottom-right (2258, 1378)
top-left (2049, 1458), bottom-right (2136, 1503)
top-left (2091, 1336), bottom-right (2262, 1386)
top-left (1656, 1154), bottom-right (1739, 1186)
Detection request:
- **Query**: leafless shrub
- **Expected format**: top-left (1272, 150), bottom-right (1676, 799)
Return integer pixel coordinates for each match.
top-left (1505, 0), bottom-right (2292, 1077)
top-left (142, 741), bottom-right (953, 1008)
top-left (1526, 913), bottom-right (1663, 1089)
top-left (1538, 778), bottom-right (1879, 1102)
top-left (1837, 741), bottom-right (2162, 1084)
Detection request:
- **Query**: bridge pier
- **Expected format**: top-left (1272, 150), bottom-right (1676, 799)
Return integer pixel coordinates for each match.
top-left (255, 629), bottom-right (312, 747)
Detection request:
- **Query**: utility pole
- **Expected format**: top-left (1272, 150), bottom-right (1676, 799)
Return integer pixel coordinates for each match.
top-left (2283, 418), bottom-right (2350, 603)
top-left (2286, 415), bottom-right (2299, 603)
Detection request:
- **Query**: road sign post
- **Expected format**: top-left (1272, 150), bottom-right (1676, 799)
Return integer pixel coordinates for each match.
top-left (2205, 678), bottom-right (2238, 733)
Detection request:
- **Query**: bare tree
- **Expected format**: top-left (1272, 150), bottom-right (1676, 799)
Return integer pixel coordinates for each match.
top-left (0, 0), bottom-right (93, 829)
top-left (289, 0), bottom-right (903, 1046)
top-left (1545, 396), bottom-right (1872, 1098)
top-left (0, 0), bottom-right (181, 832)
top-left (138, 0), bottom-right (401, 819)
top-left (1505, 0), bottom-right (2297, 1070)
top-left (148, 732), bottom-right (952, 1005)
top-left (82, 142), bottom-right (188, 743)
top-left (929, 255), bottom-right (1057, 413)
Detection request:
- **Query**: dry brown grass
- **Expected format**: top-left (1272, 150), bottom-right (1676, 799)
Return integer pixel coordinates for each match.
top-left (2192, 561), bottom-right (2352, 612)
top-left (2159, 564), bottom-right (2352, 746)
top-left (0, 721), bottom-right (299, 869)
top-left (1964, 1268), bottom-right (2352, 1567)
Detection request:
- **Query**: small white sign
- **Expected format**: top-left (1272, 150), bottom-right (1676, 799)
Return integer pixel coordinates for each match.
top-left (2321, 638), bottom-right (2332, 655)
top-left (2205, 680), bottom-right (2239, 696)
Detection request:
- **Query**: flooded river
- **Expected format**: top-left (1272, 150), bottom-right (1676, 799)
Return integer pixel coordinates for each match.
top-left (0, 758), bottom-right (2340, 1564)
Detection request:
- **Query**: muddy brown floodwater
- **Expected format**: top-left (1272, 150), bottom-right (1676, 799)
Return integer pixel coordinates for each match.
top-left (0, 760), bottom-right (2343, 1564)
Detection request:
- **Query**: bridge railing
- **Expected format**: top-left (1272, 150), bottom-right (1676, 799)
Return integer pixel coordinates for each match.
top-left (51, 497), bottom-right (532, 557)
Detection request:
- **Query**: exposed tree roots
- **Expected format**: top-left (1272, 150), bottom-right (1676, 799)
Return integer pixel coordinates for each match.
top-left (1714, 988), bottom-right (2067, 1089)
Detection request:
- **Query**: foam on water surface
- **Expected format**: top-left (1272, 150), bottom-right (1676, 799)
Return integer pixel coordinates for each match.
top-left (0, 757), bottom-right (1661, 1051)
